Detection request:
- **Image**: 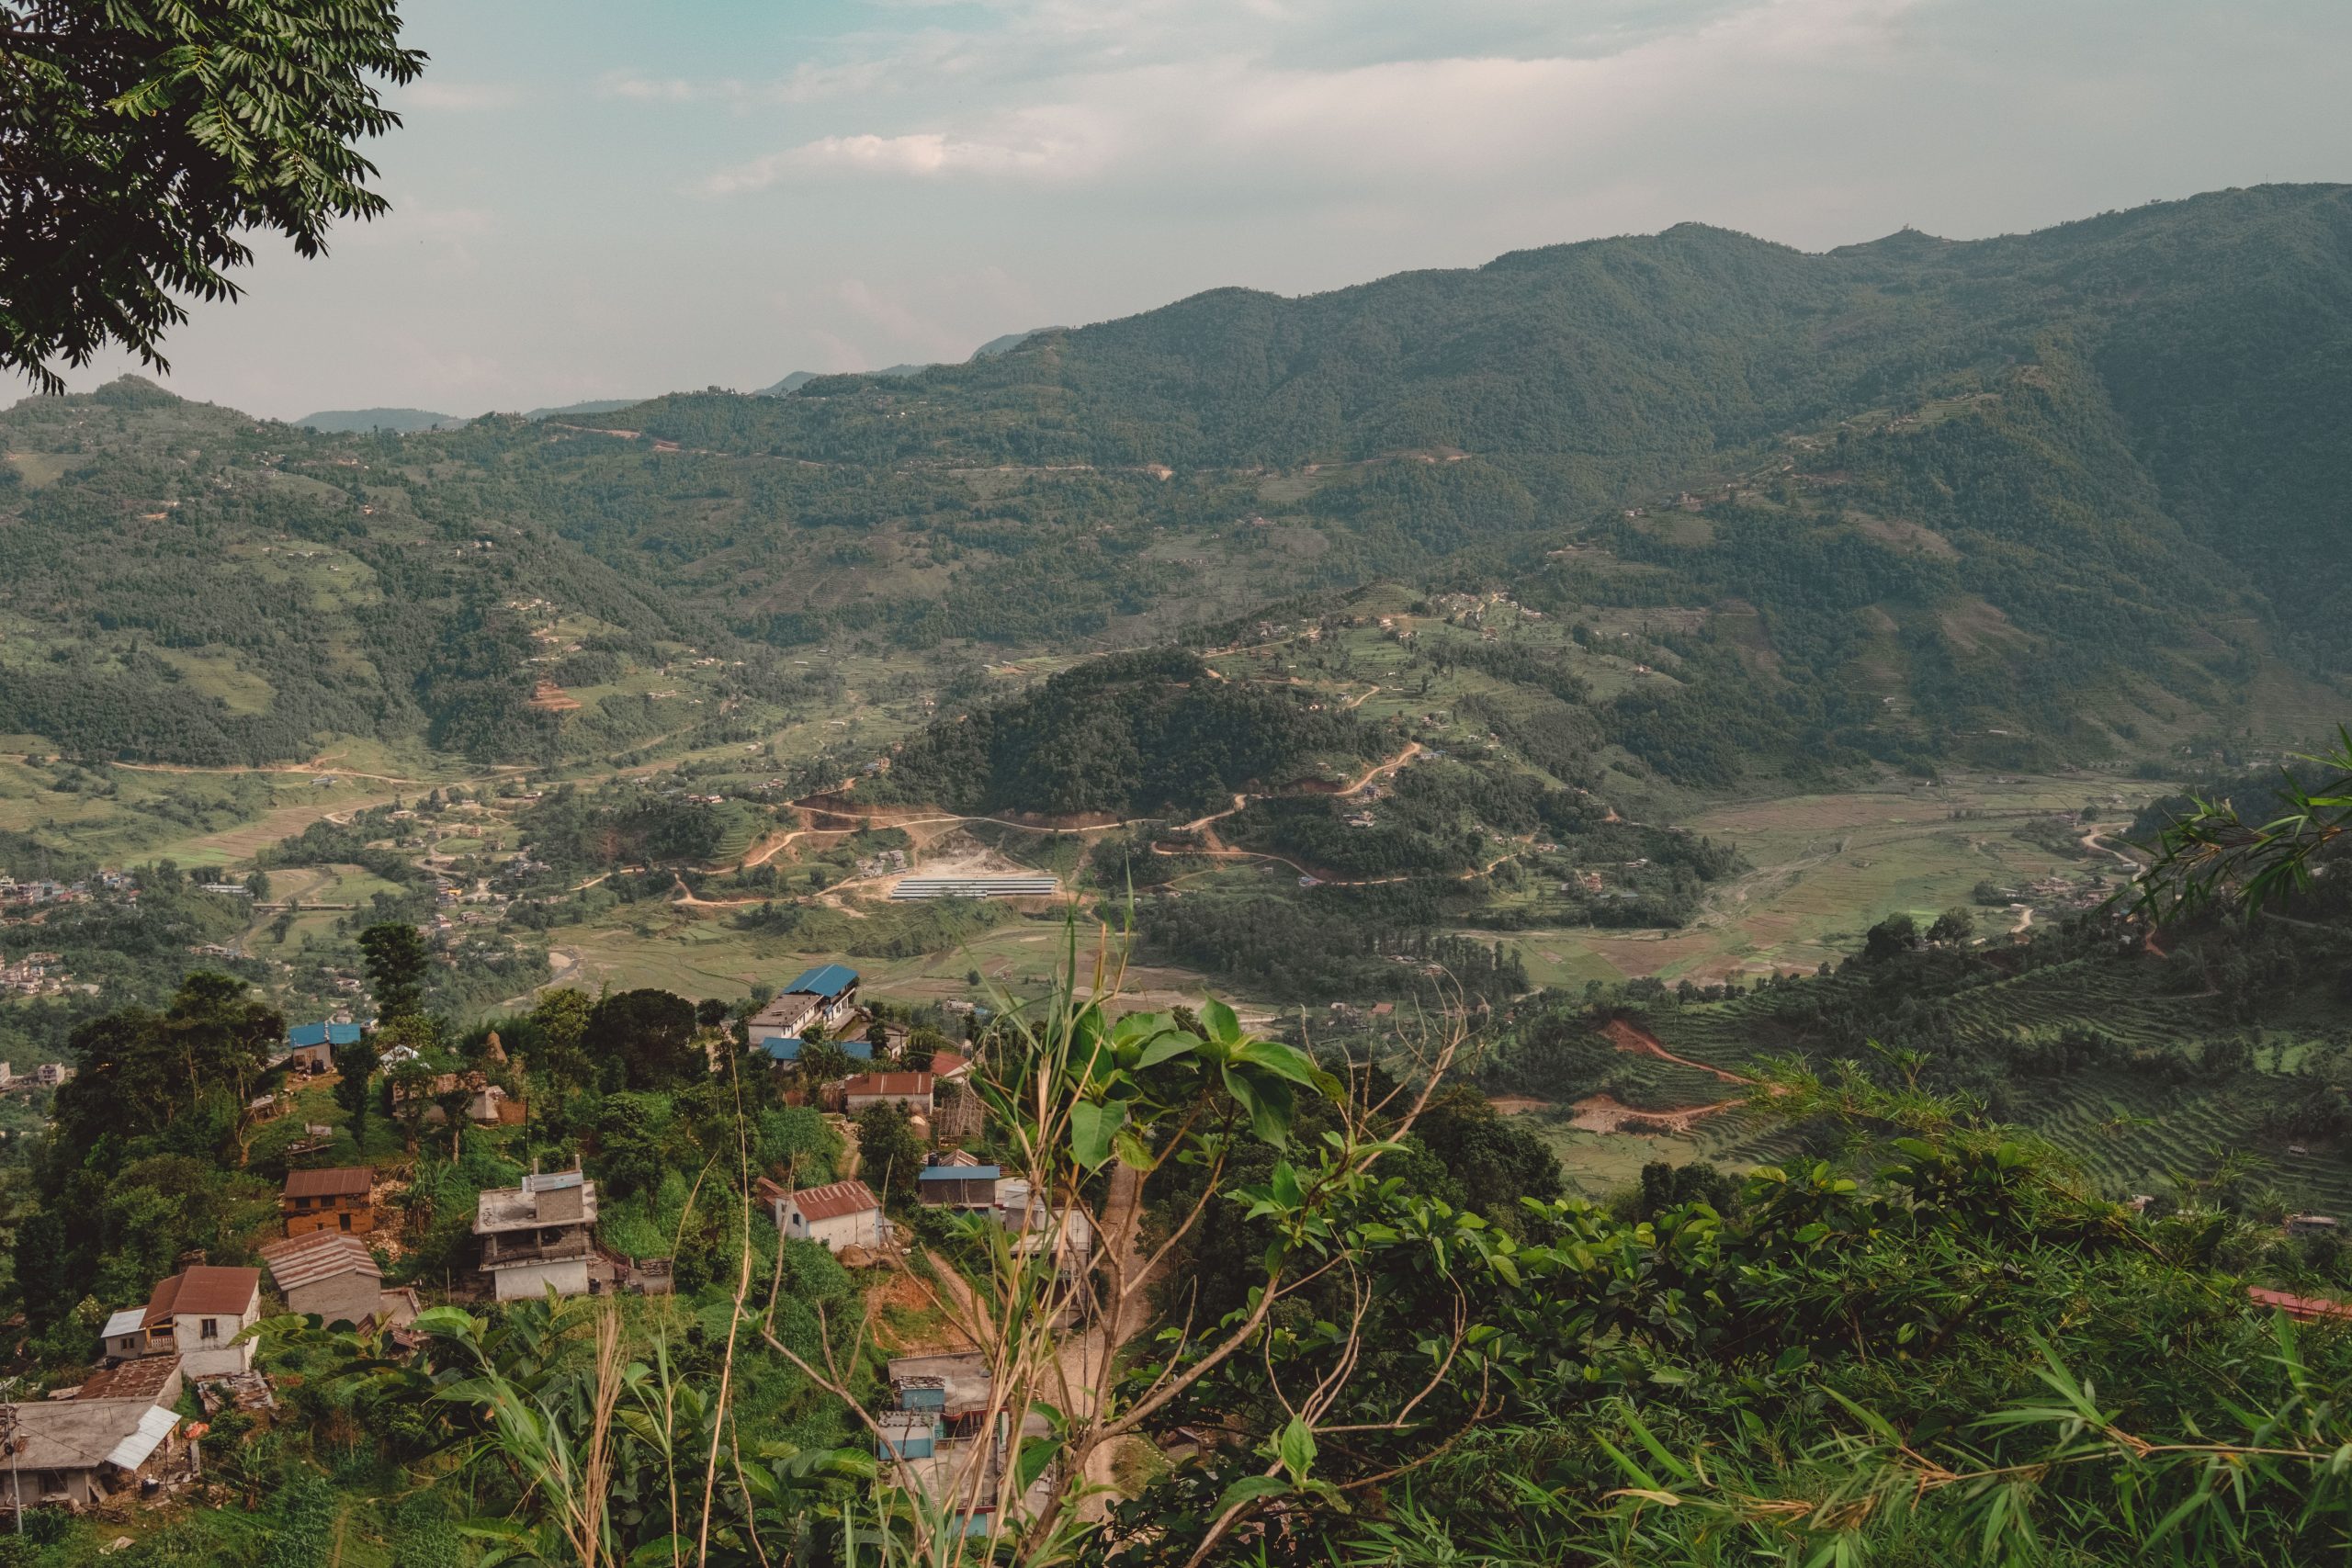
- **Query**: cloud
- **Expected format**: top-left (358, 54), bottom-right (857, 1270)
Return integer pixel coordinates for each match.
top-left (702, 108), bottom-right (1105, 193)
top-left (601, 73), bottom-right (745, 103)
top-left (690, 0), bottom-right (1930, 199)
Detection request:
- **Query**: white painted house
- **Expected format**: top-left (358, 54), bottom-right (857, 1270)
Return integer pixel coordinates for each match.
top-left (756, 1178), bottom-right (887, 1254)
top-left (107, 1266), bottom-right (264, 1376)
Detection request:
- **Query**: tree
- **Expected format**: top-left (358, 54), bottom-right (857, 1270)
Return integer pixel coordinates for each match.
top-left (695, 997), bottom-right (729, 1031)
top-left (901, 1026), bottom-right (948, 1074)
top-left (0, 0), bottom-right (426, 389)
top-left (51, 969), bottom-right (280, 1155)
top-left (1862, 912), bottom-right (1919, 963)
top-left (851, 1100), bottom-right (926, 1208)
top-left (246, 867), bottom-right (271, 902)
top-left (387, 1058), bottom-right (436, 1152)
top-left (795, 1038), bottom-right (855, 1086)
top-left (358, 921), bottom-right (430, 1020)
top-left (585, 987), bottom-right (702, 1089)
top-left (1928, 906), bottom-right (1976, 944)
top-left (527, 987), bottom-right (594, 1099)
top-left (332, 1036), bottom-right (376, 1147)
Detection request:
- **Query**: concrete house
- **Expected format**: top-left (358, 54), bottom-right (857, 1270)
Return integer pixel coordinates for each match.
top-left (281, 1167), bottom-right (374, 1236)
top-left (1000, 1179), bottom-right (1097, 1280)
top-left (842, 1071), bottom-right (934, 1116)
top-left (888, 1350), bottom-right (996, 1439)
top-left (260, 1232), bottom-right (387, 1328)
top-left (746, 964), bottom-right (862, 1058)
top-left (113, 1266), bottom-right (263, 1376)
top-left (1, 1371), bottom-right (187, 1510)
top-left (757, 1178), bottom-right (887, 1254)
top-left (473, 1170), bottom-right (597, 1301)
top-left (285, 1021), bottom-right (362, 1074)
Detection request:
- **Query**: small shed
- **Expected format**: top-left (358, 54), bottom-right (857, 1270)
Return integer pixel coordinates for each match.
top-left (918, 1154), bottom-right (1001, 1210)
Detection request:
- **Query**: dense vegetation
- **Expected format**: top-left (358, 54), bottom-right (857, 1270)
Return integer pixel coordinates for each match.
top-left (6, 185), bottom-right (2351, 778)
top-left (864, 649), bottom-right (1384, 818)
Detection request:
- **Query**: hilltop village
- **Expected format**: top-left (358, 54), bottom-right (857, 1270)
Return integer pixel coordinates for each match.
top-left (0, 942), bottom-right (1109, 1529)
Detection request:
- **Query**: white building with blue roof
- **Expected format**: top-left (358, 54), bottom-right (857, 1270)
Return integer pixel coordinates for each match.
top-left (746, 964), bottom-right (862, 1060)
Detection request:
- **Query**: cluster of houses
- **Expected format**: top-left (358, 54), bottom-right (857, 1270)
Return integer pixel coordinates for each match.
top-left (0, 1155), bottom-right (435, 1517)
top-left (0, 952), bottom-right (74, 997)
top-left (0, 1062), bottom-right (74, 1091)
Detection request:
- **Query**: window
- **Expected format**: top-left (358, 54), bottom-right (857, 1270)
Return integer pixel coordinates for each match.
top-left (199, 1317), bottom-right (220, 1340)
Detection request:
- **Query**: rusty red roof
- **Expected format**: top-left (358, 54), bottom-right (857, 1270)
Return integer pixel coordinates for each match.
top-left (786, 1179), bottom-right (880, 1222)
top-left (282, 1167), bottom-right (372, 1200)
top-left (842, 1072), bottom-right (933, 1099)
top-left (77, 1355), bottom-right (181, 1404)
top-left (2249, 1285), bottom-right (2352, 1321)
top-left (143, 1266), bottom-right (260, 1325)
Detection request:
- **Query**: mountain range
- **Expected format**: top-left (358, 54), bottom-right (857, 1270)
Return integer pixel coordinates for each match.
top-left (6, 184), bottom-right (2348, 776)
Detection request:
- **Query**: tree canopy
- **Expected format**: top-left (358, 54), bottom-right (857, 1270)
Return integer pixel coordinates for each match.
top-left (0, 0), bottom-right (424, 389)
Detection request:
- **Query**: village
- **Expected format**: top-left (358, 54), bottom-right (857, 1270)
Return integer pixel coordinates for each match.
top-left (0, 961), bottom-right (1089, 1533)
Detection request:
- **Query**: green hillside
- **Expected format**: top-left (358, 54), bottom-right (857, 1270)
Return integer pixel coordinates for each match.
top-left (5, 185), bottom-right (2350, 776)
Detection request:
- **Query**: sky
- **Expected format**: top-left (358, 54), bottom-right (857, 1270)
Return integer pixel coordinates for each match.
top-left (28, 0), bottom-right (2352, 421)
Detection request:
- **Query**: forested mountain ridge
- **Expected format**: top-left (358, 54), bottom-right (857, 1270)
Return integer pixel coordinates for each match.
top-left (3, 184), bottom-right (2347, 773)
top-left (0, 380), bottom-right (822, 766)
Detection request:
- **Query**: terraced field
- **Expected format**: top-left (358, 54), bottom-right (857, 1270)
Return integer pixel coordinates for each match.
top-left (1630, 958), bottom-right (2352, 1214)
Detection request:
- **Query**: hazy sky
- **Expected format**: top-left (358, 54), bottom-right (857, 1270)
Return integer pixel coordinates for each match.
top-left (28, 0), bottom-right (2352, 420)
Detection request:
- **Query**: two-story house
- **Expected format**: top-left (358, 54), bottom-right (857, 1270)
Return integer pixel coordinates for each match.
top-left (280, 1167), bottom-right (375, 1235)
top-left (105, 1266), bottom-right (263, 1376)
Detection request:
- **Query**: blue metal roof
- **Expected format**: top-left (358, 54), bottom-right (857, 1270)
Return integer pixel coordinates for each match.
top-left (328, 1021), bottom-right (363, 1046)
top-left (921, 1165), bottom-right (1001, 1182)
top-left (289, 1021), bottom-right (365, 1048)
top-left (756, 1035), bottom-right (875, 1063)
top-left (782, 963), bottom-right (859, 998)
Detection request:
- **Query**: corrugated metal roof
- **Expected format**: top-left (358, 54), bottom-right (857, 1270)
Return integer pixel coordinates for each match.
top-left (282, 1167), bottom-right (371, 1200)
top-left (2250, 1285), bottom-right (2352, 1321)
top-left (786, 1179), bottom-right (880, 1222)
top-left (104, 1404), bottom-right (180, 1470)
top-left (783, 964), bottom-right (858, 998)
top-left (842, 1072), bottom-right (933, 1098)
top-left (78, 1355), bottom-right (179, 1404)
top-left (143, 1266), bottom-right (260, 1325)
top-left (921, 1165), bottom-right (1001, 1181)
top-left (755, 1035), bottom-right (873, 1063)
top-left (101, 1308), bottom-right (146, 1340)
top-left (286, 1021), bottom-right (362, 1048)
top-left (260, 1232), bottom-right (379, 1292)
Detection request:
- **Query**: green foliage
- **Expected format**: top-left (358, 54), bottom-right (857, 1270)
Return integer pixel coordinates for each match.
top-left (871, 648), bottom-right (1384, 818)
top-left (852, 1099), bottom-right (926, 1208)
top-left (584, 987), bottom-right (702, 1089)
top-left (357, 920), bottom-right (429, 1019)
top-left (0, 1), bottom-right (424, 388)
